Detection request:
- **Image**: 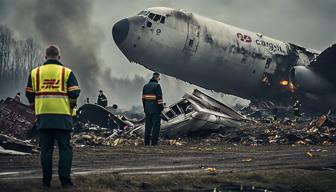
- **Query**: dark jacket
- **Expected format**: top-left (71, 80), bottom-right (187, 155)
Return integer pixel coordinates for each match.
top-left (25, 59), bottom-right (80, 131)
top-left (97, 94), bottom-right (108, 107)
top-left (142, 78), bottom-right (164, 114)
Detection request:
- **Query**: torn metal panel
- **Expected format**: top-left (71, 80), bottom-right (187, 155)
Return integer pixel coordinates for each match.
top-left (77, 104), bottom-right (131, 131)
top-left (0, 134), bottom-right (34, 154)
top-left (0, 98), bottom-right (36, 139)
top-left (132, 89), bottom-right (249, 138)
top-left (189, 89), bottom-right (246, 120)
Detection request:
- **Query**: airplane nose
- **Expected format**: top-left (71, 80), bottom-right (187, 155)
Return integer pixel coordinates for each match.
top-left (112, 19), bottom-right (129, 45)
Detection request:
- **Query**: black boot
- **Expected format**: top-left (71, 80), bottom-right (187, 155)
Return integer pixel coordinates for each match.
top-left (62, 180), bottom-right (76, 188)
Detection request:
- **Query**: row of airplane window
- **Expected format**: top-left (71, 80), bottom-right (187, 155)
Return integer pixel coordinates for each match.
top-left (138, 11), bottom-right (166, 24)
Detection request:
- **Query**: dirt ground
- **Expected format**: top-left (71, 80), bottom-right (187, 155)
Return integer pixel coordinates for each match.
top-left (0, 144), bottom-right (336, 191)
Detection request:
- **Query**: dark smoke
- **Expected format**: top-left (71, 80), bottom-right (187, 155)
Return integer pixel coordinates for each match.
top-left (32, 0), bottom-right (104, 98)
top-left (0, 0), bottom-right (146, 108)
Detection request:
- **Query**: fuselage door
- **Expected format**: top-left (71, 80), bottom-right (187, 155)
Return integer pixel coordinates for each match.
top-left (184, 23), bottom-right (200, 53)
top-left (264, 58), bottom-right (277, 74)
top-left (260, 57), bottom-right (277, 87)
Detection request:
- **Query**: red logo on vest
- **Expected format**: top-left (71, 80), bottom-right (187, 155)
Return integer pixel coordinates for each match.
top-left (41, 79), bottom-right (60, 89)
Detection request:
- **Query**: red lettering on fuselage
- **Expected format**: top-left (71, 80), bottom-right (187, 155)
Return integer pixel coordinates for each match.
top-left (236, 33), bottom-right (252, 43)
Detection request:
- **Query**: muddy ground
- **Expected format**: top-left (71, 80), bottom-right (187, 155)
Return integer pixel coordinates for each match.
top-left (0, 144), bottom-right (336, 191)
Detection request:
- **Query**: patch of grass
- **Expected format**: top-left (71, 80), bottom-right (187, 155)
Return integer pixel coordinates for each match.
top-left (73, 169), bottom-right (336, 192)
top-left (1, 169), bottom-right (335, 191)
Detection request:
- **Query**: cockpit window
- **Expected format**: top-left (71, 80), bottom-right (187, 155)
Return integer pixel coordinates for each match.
top-left (148, 13), bottom-right (155, 20)
top-left (160, 16), bottom-right (165, 24)
top-left (153, 14), bottom-right (161, 22)
top-left (141, 11), bottom-right (166, 24)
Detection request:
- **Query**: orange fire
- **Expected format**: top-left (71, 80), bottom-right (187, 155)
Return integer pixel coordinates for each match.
top-left (280, 80), bottom-right (289, 86)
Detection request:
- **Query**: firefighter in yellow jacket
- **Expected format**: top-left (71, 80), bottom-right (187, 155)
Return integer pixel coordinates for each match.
top-left (25, 45), bottom-right (80, 188)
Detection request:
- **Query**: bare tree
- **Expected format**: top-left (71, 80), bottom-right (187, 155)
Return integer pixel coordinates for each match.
top-left (0, 25), bottom-right (12, 82)
top-left (0, 25), bottom-right (43, 98)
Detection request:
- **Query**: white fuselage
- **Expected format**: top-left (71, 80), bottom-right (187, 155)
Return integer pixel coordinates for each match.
top-left (113, 7), bottom-right (319, 101)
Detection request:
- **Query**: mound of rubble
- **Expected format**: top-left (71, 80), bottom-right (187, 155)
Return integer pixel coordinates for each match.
top-left (181, 119), bottom-right (336, 146)
top-left (0, 91), bottom-right (336, 154)
top-left (0, 98), bottom-right (36, 155)
top-left (0, 98), bottom-right (36, 139)
top-left (71, 117), bottom-right (336, 147)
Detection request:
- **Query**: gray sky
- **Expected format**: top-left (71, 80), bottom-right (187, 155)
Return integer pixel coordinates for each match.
top-left (1, 0), bottom-right (336, 109)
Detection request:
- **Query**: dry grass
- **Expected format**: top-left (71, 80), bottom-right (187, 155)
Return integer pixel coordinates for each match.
top-left (1, 169), bottom-right (335, 192)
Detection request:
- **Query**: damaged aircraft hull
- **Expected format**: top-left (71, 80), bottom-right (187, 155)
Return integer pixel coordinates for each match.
top-left (77, 104), bottom-right (130, 130)
top-left (113, 7), bottom-right (336, 110)
top-left (132, 89), bottom-right (249, 138)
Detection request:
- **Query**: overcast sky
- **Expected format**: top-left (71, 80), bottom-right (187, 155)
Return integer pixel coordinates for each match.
top-left (1, 0), bottom-right (336, 109)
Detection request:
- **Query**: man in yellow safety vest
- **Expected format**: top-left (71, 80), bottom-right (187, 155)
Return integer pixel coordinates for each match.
top-left (25, 45), bottom-right (80, 188)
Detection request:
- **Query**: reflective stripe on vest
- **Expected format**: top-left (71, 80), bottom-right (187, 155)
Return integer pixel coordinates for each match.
top-left (143, 94), bottom-right (157, 100)
top-left (31, 64), bottom-right (72, 115)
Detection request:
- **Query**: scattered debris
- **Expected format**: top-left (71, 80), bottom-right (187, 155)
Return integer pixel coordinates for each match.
top-left (0, 98), bottom-right (36, 139)
top-left (306, 152), bottom-right (313, 158)
top-left (0, 93), bottom-right (335, 149)
top-left (242, 158), bottom-right (253, 162)
top-left (313, 110), bottom-right (334, 128)
top-left (206, 167), bottom-right (217, 175)
top-left (72, 104), bottom-right (136, 145)
top-left (168, 139), bottom-right (183, 146)
top-left (76, 104), bottom-right (131, 131)
top-left (72, 109), bottom-right (336, 147)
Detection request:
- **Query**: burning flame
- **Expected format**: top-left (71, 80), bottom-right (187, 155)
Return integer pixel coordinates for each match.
top-left (280, 80), bottom-right (289, 86)
top-left (279, 80), bottom-right (296, 92)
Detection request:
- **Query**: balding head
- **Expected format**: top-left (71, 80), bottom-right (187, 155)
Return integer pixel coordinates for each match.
top-left (153, 72), bottom-right (160, 81)
top-left (45, 44), bottom-right (61, 60)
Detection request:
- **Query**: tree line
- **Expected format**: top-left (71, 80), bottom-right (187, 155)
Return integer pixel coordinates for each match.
top-left (0, 25), bottom-right (43, 97)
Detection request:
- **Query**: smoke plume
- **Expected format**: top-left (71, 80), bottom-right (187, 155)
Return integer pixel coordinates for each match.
top-left (0, 0), bottom-right (143, 108)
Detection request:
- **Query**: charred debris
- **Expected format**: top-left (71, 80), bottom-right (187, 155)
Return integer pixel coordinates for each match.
top-left (0, 89), bottom-right (335, 154)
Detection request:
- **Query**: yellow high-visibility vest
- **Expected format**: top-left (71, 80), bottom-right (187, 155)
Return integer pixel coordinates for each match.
top-left (31, 64), bottom-right (72, 115)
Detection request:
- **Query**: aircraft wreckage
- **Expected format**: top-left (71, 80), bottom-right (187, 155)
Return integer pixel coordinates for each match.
top-left (0, 91), bottom-right (335, 149)
top-left (131, 89), bottom-right (250, 138)
top-left (112, 7), bottom-right (336, 110)
top-left (62, 89), bottom-right (250, 138)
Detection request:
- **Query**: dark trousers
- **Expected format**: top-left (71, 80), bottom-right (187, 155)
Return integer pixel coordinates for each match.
top-left (144, 113), bottom-right (161, 145)
top-left (39, 129), bottom-right (72, 185)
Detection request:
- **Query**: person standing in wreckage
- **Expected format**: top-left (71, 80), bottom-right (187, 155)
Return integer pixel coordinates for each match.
top-left (142, 72), bottom-right (164, 146)
top-left (97, 90), bottom-right (108, 107)
top-left (25, 45), bottom-right (80, 188)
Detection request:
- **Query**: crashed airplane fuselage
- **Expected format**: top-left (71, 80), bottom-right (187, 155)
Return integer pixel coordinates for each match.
top-left (112, 7), bottom-right (336, 109)
top-left (132, 89), bottom-right (249, 138)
